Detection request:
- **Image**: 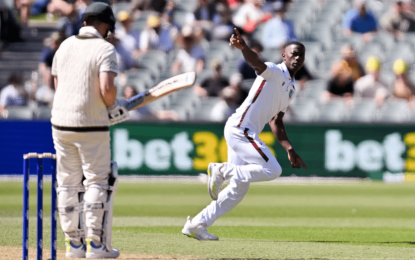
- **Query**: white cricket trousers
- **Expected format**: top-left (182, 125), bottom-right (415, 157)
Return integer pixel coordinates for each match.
top-left (192, 122), bottom-right (282, 226)
top-left (52, 128), bottom-right (111, 240)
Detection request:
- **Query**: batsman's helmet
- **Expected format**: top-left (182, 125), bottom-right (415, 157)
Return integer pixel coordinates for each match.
top-left (82, 2), bottom-right (116, 33)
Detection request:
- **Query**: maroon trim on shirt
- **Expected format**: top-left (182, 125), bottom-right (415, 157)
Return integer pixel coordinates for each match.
top-left (237, 80), bottom-right (266, 127)
top-left (244, 128), bottom-right (269, 162)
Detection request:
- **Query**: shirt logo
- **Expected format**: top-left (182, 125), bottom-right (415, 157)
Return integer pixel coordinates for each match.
top-left (282, 81), bottom-right (285, 87)
top-left (110, 61), bottom-right (117, 70)
top-left (289, 89), bottom-right (294, 99)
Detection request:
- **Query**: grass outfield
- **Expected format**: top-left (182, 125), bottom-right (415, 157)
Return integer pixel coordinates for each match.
top-left (1, 181), bottom-right (415, 259)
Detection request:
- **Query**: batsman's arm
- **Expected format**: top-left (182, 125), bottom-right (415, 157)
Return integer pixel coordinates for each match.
top-left (229, 28), bottom-right (267, 75)
top-left (269, 112), bottom-right (307, 170)
top-left (99, 72), bottom-right (117, 107)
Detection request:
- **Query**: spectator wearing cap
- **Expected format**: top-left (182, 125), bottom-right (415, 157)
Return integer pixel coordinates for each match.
top-left (194, 60), bottom-right (229, 97)
top-left (210, 86), bottom-right (240, 122)
top-left (115, 11), bottom-right (141, 58)
top-left (393, 59), bottom-right (415, 101)
top-left (381, 0), bottom-right (415, 40)
top-left (0, 73), bottom-right (28, 114)
top-left (171, 25), bottom-right (206, 74)
top-left (39, 32), bottom-right (64, 78)
top-left (139, 14), bottom-right (177, 53)
top-left (232, 0), bottom-right (271, 33)
top-left (262, 0), bottom-right (297, 49)
top-left (343, 0), bottom-right (377, 42)
top-left (238, 40), bottom-right (263, 79)
top-left (354, 57), bottom-right (389, 105)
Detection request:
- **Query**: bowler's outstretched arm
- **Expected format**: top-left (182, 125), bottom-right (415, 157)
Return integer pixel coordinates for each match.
top-left (229, 28), bottom-right (267, 75)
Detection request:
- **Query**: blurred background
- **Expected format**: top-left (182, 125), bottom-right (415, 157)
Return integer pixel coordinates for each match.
top-left (1, 0), bottom-right (415, 182)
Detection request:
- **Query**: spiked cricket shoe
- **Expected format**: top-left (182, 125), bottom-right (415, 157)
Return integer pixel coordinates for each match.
top-left (182, 216), bottom-right (218, 241)
top-left (85, 239), bottom-right (120, 259)
top-left (65, 238), bottom-right (86, 258)
top-left (207, 163), bottom-right (225, 200)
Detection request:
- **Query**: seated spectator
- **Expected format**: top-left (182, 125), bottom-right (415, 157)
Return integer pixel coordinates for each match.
top-left (323, 45), bottom-right (365, 102)
top-left (338, 44), bottom-right (365, 82)
top-left (193, 0), bottom-right (221, 31)
top-left (343, 0), bottom-right (377, 42)
top-left (35, 70), bottom-right (55, 107)
top-left (211, 3), bottom-right (234, 40)
top-left (139, 14), bottom-right (177, 53)
top-left (115, 11), bottom-right (141, 58)
top-left (130, 0), bottom-right (167, 14)
top-left (227, 0), bottom-right (240, 10)
top-left (49, 0), bottom-right (94, 36)
top-left (392, 59), bottom-right (415, 101)
top-left (123, 85), bottom-right (179, 120)
top-left (262, 1), bottom-right (297, 49)
top-left (380, 0), bottom-right (415, 41)
top-left (228, 73), bottom-right (248, 105)
top-left (171, 25), bottom-right (206, 74)
top-left (0, 73), bottom-right (28, 113)
top-left (232, 0), bottom-right (271, 33)
top-left (106, 34), bottom-right (138, 74)
top-left (210, 87), bottom-right (240, 121)
top-left (194, 60), bottom-right (229, 97)
top-left (15, 0), bottom-right (30, 26)
top-left (238, 40), bottom-right (263, 79)
top-left (354, 56), bottom-right (389, 105)
top-left (39, 32), bottom-right (64, 78)
top-left (0, 5), bottom-right (21, 42)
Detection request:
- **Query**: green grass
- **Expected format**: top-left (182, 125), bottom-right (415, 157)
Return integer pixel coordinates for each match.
top-left (1, 181), bottom-right (415, 259)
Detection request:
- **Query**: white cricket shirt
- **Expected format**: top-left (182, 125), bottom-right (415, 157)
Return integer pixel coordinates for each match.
top-left (228, 62), bottom-right (296, 133)
top-left (51, 27), bottom-right (118, 127)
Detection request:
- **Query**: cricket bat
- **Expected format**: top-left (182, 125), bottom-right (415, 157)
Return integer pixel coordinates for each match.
top-left (125, 72), bottom-right (196, 111)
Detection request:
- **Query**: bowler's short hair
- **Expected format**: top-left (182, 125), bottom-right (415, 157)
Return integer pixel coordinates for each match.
top-left (283, 41), bottom-right (305, 51)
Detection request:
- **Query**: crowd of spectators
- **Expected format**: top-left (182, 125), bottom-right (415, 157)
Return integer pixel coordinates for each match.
top-left (324, 0), bottom-right (415, 110)
top-left (1, 0), bottom-right (415, 121)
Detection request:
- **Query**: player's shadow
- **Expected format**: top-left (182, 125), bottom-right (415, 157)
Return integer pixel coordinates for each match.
top-left (294, 240), bottom-right (415, 245)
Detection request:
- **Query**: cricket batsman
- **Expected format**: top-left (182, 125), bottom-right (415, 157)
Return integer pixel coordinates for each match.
top-left (51, 2), bottom-right (128, 258)
top-left (182, 28), bottom-right (307, 240)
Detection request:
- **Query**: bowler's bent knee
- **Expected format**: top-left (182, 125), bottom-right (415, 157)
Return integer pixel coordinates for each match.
top-left (265, 162), bottom-right (282, 180)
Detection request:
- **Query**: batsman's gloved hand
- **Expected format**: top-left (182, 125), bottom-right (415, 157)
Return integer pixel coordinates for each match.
top-left (107, 98), bottom-right (129, 125)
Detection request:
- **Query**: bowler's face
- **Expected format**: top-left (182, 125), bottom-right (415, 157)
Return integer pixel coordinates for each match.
top-left (283, 45), bottom-right (305, 72)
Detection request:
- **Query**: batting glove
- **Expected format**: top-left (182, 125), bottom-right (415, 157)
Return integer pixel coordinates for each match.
top-left (108, 98), bottom-right (130, 125)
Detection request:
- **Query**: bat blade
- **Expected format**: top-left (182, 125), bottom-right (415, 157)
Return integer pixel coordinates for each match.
top-left (125, 72), bottom-right (196, 111)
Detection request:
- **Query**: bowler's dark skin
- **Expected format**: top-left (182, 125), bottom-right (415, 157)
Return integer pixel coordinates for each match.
top-left (229, 28), bottom-right (307, 170)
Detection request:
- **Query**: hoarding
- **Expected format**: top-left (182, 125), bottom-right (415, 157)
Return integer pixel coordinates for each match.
top-left (1, 120), bottom-right (414, 182)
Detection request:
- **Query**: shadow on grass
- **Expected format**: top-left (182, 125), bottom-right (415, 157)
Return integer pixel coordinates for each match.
top-left (277, 240), bottom-right (415, 245)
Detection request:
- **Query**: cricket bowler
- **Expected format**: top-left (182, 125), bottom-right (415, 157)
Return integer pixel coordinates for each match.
top-left (51, 2), bottom-right (127, 258)
top-left (182, 28), bottom-right (307, 240)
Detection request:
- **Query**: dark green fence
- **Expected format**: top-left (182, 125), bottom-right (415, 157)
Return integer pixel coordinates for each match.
top-left (111, 122), bottom-right (415, 180)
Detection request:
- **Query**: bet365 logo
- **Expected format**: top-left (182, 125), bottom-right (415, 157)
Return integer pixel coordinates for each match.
top-left (325, 130), bottom-right (406, 172)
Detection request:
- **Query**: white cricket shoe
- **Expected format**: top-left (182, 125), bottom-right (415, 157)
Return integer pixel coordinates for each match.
top-left (182, 216), bottom-right (218, 241)
top-left (207, 163), bottom-right (225, 200)
top-left (85, 239), bottom-right (120, 259)
top-left (65, 238), bottom-right (86, 258)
